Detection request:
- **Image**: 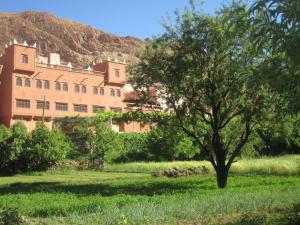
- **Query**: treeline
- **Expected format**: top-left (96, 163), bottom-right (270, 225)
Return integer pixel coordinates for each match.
top-left (0, 112), bottom-right (299, 174)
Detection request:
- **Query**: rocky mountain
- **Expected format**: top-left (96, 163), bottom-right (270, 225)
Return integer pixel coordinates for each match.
top-left (0, 11), bottom-right (146, 65)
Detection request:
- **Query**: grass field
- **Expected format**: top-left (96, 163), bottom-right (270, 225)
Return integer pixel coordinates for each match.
top-left (0, 155), bottom-right (299, 225)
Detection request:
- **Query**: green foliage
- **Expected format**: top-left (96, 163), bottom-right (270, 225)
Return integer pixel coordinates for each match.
top-left (0, 207), bottom-right (23, 225)
top-left (0, 122), bottom-right (73, 174)
top-left (118, 132), bottom-right (149, 162)
top-left (256, 115), bottom-right (300, 155)
top-left (23, 122), bottom-right (72, 171)
top-left (146, 125), bottom-right (198, 161)
top-left (75, 119), bottom-right (123, 168)
top-left (0, 125), bottom-right (11, 142)
top-left (0, 122), bottom-right (28, 174)
top-left (251, 0), bottom-right (300, 112)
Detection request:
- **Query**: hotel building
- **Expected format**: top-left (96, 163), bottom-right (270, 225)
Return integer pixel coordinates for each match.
top-left (0, 40), bottom-right (155, 132)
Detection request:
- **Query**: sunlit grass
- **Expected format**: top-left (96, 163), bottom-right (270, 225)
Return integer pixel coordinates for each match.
top-left (105, 155), bottom-right (300, 176)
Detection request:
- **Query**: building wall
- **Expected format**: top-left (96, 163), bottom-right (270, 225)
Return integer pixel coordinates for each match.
top-left (0, 43), bottom-right (149, 132)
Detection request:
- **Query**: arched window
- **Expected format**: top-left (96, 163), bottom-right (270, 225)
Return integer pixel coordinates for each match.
top-left (110, 88), bottom-right (115, 96)
top-left (36, 80), bottom-right (42, 88)
top-left (93, 87), bottom-right (98, 95)
top-left (25, 78), bottom-right (31, 87)
top-left (99, 87), bottom-right (104, 95)
top-left (16, 77), bottom-right (23, 86)
top-left (75, 84), bottom-right (80, 93)
top-left (82, 86), bottom-right (87, 93)
top-left (63, 83), bottom-right (68, 91)
top-left (44, 80), bottom-right (50, 89)
top-left (55, 82), bottom-right (61, 90)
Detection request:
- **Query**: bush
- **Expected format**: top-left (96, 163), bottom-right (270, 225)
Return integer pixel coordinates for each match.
top-left (117, 132), bottom-right (149, 162)
top-left (75, 120), bottom-right (123, 168)
top-left (146, 125), bottom-right (199, 161)
top-left (22, 122), bottom-right (73, 171)
top-left (0, 207), bottom-right (23, 225)
top-left (152, 166), bottom-right (210, 177)
top-left (0, 122), bottom-right (73, 174)
top-left (0, 122), bottom-right (28, 174)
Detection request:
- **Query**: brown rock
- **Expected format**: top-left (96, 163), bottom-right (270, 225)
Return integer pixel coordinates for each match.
top-left (0, 11), bottom-right (146, 65)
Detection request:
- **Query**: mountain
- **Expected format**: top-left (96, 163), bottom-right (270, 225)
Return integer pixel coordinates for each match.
top-left (0, 11), bottom-right (146, 65)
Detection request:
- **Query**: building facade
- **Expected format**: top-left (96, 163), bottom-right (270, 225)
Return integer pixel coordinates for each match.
top-left (0, 41), bottom-right (152, 132)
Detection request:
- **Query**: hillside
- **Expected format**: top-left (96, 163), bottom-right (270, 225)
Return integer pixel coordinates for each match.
top-left (0, 11), bottom-right (145, 65)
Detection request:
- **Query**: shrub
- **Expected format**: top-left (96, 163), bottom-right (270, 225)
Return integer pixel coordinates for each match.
top-left (75, 120), bottom-right (123, 168)
top-left (0, 122), bottom-right (28, 174)
top-left (22, 122), bottom-right (72, 171)
top-left (147, 125), bottom-right (199, 161)
top-left (118, 132), bottom-right (149, 162)
top-left (0, 207), bottom-right (23, 225)
top-left (152, 166), bottom-right (210, 177)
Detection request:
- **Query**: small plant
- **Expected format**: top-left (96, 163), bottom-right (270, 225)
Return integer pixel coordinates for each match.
top-left (152, 166), bottom-right (210, 177)
top-left (0, 207), bottom-right (23, 225)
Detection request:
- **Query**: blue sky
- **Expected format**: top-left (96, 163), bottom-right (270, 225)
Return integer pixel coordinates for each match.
top-left (0, 0), bottom-right (252, 39)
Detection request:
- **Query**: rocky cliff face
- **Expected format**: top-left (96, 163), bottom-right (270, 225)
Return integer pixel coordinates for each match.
top-left (0, 11), bottom-right (145, 65)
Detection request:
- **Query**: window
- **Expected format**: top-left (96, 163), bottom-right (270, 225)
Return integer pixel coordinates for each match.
top-left (93, 105), bottom-right (105, 113)
top-left (44, 80), bottom-right (50, 89)
top-left (36, 80), bottom-right (42, 88)
top-left (63, 83), bottom-right (68, 91)
top-left (55, 82), bottom-right (61, 90)
top-left (116, 89), bottom-right (121, 97)
top-left (93, 87), bottom-right (98, 95)
top-left (110, 88), bottom-right (115, 96)
top-left (36, 101), bottom-right (50, 110)
top-left (82, 86), bottom-right (87, 93)
top-left (110, 107), bottom-right (122, 112)
top-left (25, 78), bottom-right (30, 87)
top-left (16, 99), bottom-right (30, 108)
top-left (115, 69), bottom-right (120, 78)
top-left (74, 104), bottom-right (88, 112)
top-left (75, 84), bottom-right (80, 93)
top-left (55, 102), bottom-right (68, 111)
top-left (16, 77), bottom-right (22, 86)
top-left (99, 87), bottom-right (104, 95)
top-left (21, 54), bottom-right (28, 64)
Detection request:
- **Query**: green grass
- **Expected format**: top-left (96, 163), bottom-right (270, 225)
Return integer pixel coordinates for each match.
top-left (105, 154), bottom-right (300, 175)
top-left (0, 155), bottom-right (299, 225)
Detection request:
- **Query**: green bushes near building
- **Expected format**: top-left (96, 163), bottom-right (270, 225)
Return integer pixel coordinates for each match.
top-left (0, 122), bottom-right (72, 174)
top-left (0, 115), bottom-right (299, 174)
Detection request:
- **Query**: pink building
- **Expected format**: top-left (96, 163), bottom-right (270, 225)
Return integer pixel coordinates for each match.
top-left (0, 41), bottom-right (152, 132)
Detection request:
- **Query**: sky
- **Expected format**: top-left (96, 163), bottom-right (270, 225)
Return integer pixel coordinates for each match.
top-left (0, 0), bottom-right (253, 39)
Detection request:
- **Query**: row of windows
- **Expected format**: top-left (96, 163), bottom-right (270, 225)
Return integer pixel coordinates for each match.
top-left (15, 99), bottom-right (120, 113)
top-left (16, 78), bottom-right (122, 96)
top-left (17, 77), bottom-right (121, 97)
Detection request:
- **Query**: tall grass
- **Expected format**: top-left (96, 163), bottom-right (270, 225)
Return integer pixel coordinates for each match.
top-left (105, 155), bottom-right (300, 176)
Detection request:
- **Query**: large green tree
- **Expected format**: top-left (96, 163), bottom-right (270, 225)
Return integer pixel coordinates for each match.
top-left (129, 3), bottom-right (278, 188)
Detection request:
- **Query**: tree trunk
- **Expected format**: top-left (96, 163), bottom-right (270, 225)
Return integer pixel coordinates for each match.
top-left (216, 164), bottom-right (229, 188)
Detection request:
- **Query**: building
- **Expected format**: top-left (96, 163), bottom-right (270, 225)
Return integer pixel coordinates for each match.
top-left (0, 40), bottom-right (155, 132)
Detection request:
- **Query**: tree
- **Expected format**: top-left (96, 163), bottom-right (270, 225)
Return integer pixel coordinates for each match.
top-left (24, 122), bottom-right (72, 171)
top-left (75, 118), bottom-right (123, 168)
top-left (251, 0), bottom-right (300, 112)
top-left (0, 122), bottom-right (28, 173)
top-left (129, 2), bottom-right (278, 188)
